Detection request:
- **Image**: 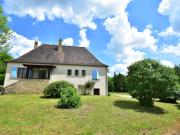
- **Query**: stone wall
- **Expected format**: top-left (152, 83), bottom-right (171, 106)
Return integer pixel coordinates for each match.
top-left (4, 79), bottom-right (49, 94)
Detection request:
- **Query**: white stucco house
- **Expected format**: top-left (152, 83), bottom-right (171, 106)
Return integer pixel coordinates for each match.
top-left (4, 39), bottom-right (108, 95)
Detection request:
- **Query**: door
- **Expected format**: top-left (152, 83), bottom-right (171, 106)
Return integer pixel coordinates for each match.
top-left (94, 88), bottom-right (100, 95)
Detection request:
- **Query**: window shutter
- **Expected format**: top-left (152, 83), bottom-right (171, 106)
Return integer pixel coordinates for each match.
top-left (92, 69), bottom-right (100, 80)
top-left (11, 67), bottom-right (17, 78)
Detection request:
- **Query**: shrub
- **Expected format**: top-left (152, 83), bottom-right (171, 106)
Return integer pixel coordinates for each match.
top-left (127, 59), bottom-right (178, 107)
top-left (78, 81), bottom-right (95, 95)
top-left (108, 92), bottom-right (111, 96)
top-left (43, 81), bottom-right (74, 98)
top-left (57, 87), bottom-right (81, 108)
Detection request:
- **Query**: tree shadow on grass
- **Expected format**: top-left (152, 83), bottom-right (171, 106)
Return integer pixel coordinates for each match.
top-left (114, 100), bottom-right (168, 114)
top-left (39, 95), bottom-right (59, 99)
top-left (175, 104), bottom-right (180, 110)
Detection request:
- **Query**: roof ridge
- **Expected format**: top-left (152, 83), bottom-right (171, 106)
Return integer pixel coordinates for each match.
top-left (41, 44), bottom-right (86, 48)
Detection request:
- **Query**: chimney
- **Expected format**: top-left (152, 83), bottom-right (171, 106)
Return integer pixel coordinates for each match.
top-left (58, 38), bottom-right (63, 53)
top-left (34, 40), bottom-right (38, 49)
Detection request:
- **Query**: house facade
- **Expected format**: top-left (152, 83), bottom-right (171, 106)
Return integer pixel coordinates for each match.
top-left (4, 40), bottom-right (108, 95)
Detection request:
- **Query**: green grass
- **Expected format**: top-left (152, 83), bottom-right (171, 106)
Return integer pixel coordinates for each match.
top-left (0, 94), bottom-right (180, 135)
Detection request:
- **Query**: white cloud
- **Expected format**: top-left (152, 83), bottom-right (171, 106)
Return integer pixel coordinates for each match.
top-left (78, 29), bottom-right (90, 48)
top-left (162, 43), bottom-right (180, 56)
top-left (104, 10), bottom-right (157, 75)
top-left (104, 15), bottom-right (157, 53)
top-left (108, 48), bottom-right (145, 76)
top-left (62, 38), bottom-right (73, 46)
top-left (158, 0), bottom-right (180, 33)
top-left (159, 26), bottom-right (180, 37)
top-left (108, 63), bottom-right (128, 77)
top-left (160, 60), bottom-right (174, 67)
top-left (7, 16), bottom-right (12, 22)
top-left (3, 0), bottom-right (131, 30)
top-left (8, 32), bottom-right (41, 58)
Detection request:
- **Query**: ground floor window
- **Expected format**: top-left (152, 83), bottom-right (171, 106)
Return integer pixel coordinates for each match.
top-left (17, 67), bottom-right (50, 79)
top-left (17, 68), bottom-right (27, 78)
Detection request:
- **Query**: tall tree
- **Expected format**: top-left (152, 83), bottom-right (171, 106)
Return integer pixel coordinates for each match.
top-left (174, 64), bottom-right (180, 83)
top-left (108, 77), bottom-right (114, 92)
top-left (0, 52), bottom-right (12, 85)
top-left (113, 72), bottom-right (127, 92)
top-left (0, 6), bottom-right (11, 52)
top-left (0, 6), bottom-right (12, 85)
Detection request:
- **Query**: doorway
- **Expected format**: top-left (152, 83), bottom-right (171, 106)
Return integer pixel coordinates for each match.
top-left (94, 88), bottom-right (100, 95)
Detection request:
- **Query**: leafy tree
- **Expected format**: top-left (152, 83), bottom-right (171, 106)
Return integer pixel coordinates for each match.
top-left (113, 72), bottom-right (127, 92)
top-left (0, 52), bottom-right (12, 85)
top-left (0, 6), bottom-right (12, 85)
top-left (0, 6), bottom-right (11, 52)
top-left (108, 77), bottom-right (114, 92)
top-left (127, 59), bottom-right (178, 107)
top-left (174, 64), bottom-right (180, 83)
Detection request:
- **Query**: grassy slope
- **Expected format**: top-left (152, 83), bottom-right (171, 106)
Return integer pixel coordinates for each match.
top-left (0, 94), bottom-right (179, 135)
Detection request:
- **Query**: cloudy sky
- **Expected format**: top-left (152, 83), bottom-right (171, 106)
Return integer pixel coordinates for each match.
top-left (1, 0), bottom-right (180, 76)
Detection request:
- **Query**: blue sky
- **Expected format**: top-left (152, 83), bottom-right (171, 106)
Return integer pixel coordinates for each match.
top-left (1, 0), bottom-right (180, 75)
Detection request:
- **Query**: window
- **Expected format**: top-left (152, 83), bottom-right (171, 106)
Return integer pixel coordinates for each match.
top-left (32, 68), bottom-right (49, 79)
top-left (75, 70), bottom-right (79, 76)
top-left (67, 69), bottom-right (72, 76)
top-left (11, 67), bottom-right (17, 78)
top-left (82, 70), bottom-right (86, 76)
top-left (92, 69), bottom-right (100, 80)
top-left (17, 68), bottom-right (27, 78)
top-left (16, 68), bottom-right (50, 79)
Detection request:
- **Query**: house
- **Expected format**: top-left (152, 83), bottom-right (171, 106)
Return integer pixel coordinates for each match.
top-left (4, 39), bottom-right (108, 95)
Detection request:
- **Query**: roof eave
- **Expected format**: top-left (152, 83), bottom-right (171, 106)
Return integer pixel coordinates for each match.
top-left (8, 61), bottom-right (108, 67)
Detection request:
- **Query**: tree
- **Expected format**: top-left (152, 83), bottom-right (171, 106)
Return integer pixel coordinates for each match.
top-left (108, 77), bottom-right (114, 92)
top-left (174, 64), bottom-right (180, 83)
top-left (127, 59), bottom-right (178, 107)
top-left (0, 52), bottom-right (12, 85)
top-left (113, 72), bottom-right (127, 92)
top-left (0, 6), bottom-right (11, 52)
top-left (0, 6), bottom-right (12, 85)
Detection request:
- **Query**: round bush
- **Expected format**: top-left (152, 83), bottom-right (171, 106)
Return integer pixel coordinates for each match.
top-left (43, 81), bottom-right (74, 98)
top-left (127, 59), bottom-right (178, 107)
top-left (57, 87), bottom-right (81, 109)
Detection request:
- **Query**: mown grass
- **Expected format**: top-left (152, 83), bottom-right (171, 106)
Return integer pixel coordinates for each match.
top-left (0, 93), bottom-right (179, 135)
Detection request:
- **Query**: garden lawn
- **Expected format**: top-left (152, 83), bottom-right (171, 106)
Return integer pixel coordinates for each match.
top-left (0, 93), bottom-right (179, 135)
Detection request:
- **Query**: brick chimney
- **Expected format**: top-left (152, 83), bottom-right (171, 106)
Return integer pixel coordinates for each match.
top-left (34, 40), bottom-right (38, 49)
top-left (58, 38), bottom-right (63, 53)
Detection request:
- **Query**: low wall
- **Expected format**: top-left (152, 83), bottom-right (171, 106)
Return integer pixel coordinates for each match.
top-left (4, 79), bottom-right (49, 94)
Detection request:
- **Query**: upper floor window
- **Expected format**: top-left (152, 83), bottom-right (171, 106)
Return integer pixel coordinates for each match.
top-left (75, 70), bottom-right (79, 76)
top-left (67, 69), bottom-right (72, 76)
top-left (92, 69), bottom-right (100, 80)
top-left (82, 70), bottom-right (86, 76)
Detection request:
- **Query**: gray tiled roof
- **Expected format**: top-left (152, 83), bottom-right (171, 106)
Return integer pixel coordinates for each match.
top-left (9, 44), bottom-right (108, 67)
